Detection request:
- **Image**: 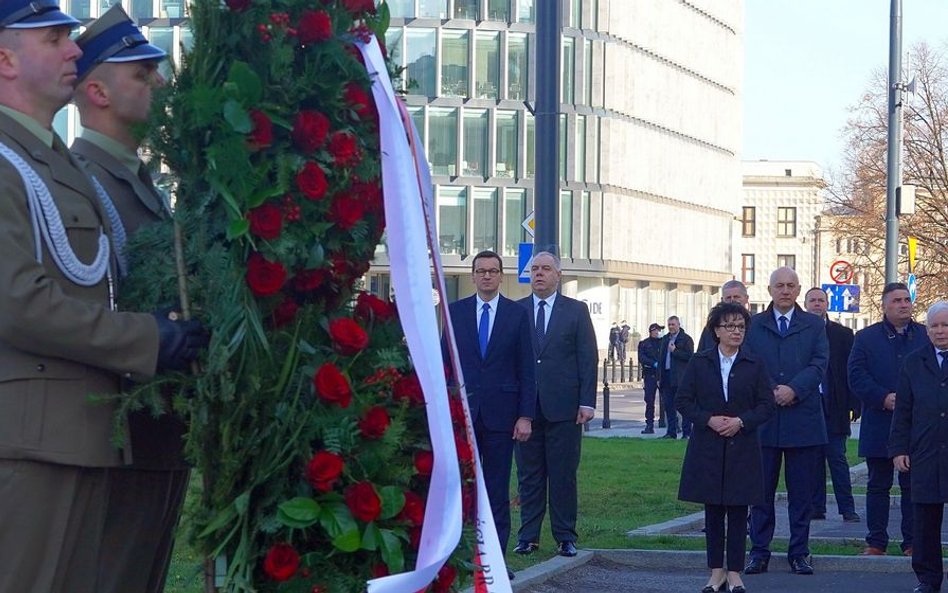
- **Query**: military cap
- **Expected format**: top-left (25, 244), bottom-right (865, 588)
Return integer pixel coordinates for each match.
top-left (75, 3), bottom-right (166, 81)
top-left (0, 0), bottom-right (80, 29)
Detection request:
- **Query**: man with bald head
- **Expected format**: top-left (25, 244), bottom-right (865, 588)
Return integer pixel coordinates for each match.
top-left (743, 267), bottom-right (828, 576)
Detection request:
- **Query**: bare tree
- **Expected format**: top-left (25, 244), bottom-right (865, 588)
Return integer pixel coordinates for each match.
top-left (831, 42), bottom-right (948, 317)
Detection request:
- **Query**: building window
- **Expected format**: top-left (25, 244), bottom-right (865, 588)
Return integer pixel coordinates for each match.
top-left (575, 115), bottom-right (586, 182)
top-left (777, 207), bottom-right (797, 237)
top-left (144, 26), bottom-right (175, 78)
top-left (129, 0), bottom-right (153, 19)
top-left (487, 0), bottom-right (509, 21)
top-left (741, 254), bottom-right (756, 285)
top-left (517, 0), bottom-right (534, 23)
top-left (419, 0), bottom-right (448, 18)
top-left (441, 29), bottom-right (469, 98)
top-left (777, 254), bottom-right (796, 270)
top-left (561, 36), bottom-right (575, 104)
top-left (495, 110), bottom-right (518, 178)
top-left (438, 186), bottom-right (468, 255)
top-left (579, 190), bottom-right (591, 259)
top-left (583, 38), bottom-right (593, 105)
top-left (385, 28), bottom-right (404, 89)
top-left (387, 0), bottom-right (413, 18)
top-left (408, 106), bottom-right (426, 148)
top-left (590, 117), bottom-right (599, 183)
top-left (560, 190), bottom-right (573, 257)
top-left (454, 0), bottom-right (478, 19)
top-left (474, 31), bottom-right (500, 99)
top-left (507, 33), bottom-right (528, 100)
top-left (570, 0), bottom-right (581, 27)
top-left (558, 113), bottom-right (567, 180)
top-left (473, 188), bottom-right (498, 252)
top-left (66, 0), bottom-right (92, 18)
top-left (428, 107), bottom-right (458, 176)
top-left (586, 0), bottom-right (598, 30)
top-left (462, 109), bottom-right (488, 177)
top-left (741, 206), bottom-right (756, 237)
top-left (503, 188), bottom-right (526, 256)
top-left (525, 112), bottom-right (535, 178)
top-left (406, 28), bottom-right (436, 98)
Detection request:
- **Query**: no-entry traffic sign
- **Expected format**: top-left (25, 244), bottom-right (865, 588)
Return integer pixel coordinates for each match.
top-left (830, 260), bottom-right (854, 284)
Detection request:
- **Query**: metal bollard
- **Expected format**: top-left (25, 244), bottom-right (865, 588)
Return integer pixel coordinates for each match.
top-left (602, 364), bottom-right (611, 429)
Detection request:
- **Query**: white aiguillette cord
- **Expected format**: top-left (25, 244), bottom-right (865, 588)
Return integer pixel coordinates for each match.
top-left (0, 141), bottom-right (115, 306)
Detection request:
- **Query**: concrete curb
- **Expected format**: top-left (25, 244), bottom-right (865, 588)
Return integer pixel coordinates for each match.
top-left (592, 548), bottom-right (912, 573)
top-left (460, 550), bottom-right (595, 593)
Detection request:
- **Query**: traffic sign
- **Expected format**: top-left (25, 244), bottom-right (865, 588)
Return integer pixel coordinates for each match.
top-left (908, 273), bottom-right (917, 303)
top-left (822, 283), bottom-right (860, 313)
top-left (518, 242), bottom-right (533, 284)
top-left (830, 260), bottom-right (854, 284)
top-left (521, 211), bottom-right (535, 238)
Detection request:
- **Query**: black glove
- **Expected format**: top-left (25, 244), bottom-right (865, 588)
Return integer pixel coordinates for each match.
top-left (153, 311), bottom-right (210, 372)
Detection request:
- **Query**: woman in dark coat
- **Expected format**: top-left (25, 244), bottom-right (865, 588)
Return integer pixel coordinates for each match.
top-left (676, 302), bottom-right (775, 593)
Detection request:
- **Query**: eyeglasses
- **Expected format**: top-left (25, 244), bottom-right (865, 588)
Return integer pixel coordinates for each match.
top-left (718, 324), bottom-right (746, 333)
top-left (474, 268), bottom-right (501, 277)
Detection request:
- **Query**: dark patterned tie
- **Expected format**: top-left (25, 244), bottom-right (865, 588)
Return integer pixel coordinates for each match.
top-left (478, 303), bottom-right (490, 358)
top-left (536, 300), bottom-right (546, 342)
top-left (778, 315), bottom-right (788, 336)
top-left (940, 351), bottom-right (948, 375)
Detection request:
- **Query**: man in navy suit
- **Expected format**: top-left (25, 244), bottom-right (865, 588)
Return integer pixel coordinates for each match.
top-left (514, 251), bottom-right (598, 558)
top-left (447, 250), bottom-right (536, 556)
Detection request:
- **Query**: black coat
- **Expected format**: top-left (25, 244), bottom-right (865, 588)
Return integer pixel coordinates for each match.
top-left (823, 320), bottom-right (859, 435)
top-left (659, 329), bottom-right (694, 387)
top-left (889, 346), bottom-right (948, 503)
top-left (637, 336), bottom-right (661, 376)
top-left (676, 347), bottom-right (775, 505)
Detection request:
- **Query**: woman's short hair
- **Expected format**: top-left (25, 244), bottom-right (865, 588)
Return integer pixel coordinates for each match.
top-left (705, 302), bottom-right (752, 344)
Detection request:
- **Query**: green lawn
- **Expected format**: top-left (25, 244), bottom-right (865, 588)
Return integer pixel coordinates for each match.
top-left (164, 437), bottom-right (867, 589)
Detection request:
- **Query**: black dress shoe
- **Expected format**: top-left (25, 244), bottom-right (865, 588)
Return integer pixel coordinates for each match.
top-left (788, 556), bottom-right (814, 575)
top-left (914, 583), bottom-right (940, 593)
top-left (661, 433), bottom-right (677, 439)
top-left (513, 541), bottom-right (538, 555)
top-left (811, 511), bottom-right (826, 520)
top-left (557, 541), bottom-right (578, 557)
top-left (641, 427), bottom-right (655, 434)
top-left (701, 582), bottom-right (727, 593)
top-left (842, 512), bottom-right (861, 522)
top-left (730, 586), bottom-right (746, 593)
top-left (743, 557), bottom-right (768, 574)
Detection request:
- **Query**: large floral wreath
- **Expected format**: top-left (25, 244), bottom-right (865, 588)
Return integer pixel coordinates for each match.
top-left (117, 1), bottom-right (476, 591)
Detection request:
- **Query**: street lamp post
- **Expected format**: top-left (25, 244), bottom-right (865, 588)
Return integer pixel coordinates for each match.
top-left (533, 0), bottom-right (561, 253)
top-left (885, 0), bottom-right (903, 284)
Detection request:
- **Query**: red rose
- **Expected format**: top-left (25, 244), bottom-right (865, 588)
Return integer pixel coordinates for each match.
top-left (248, 109), bottom-right (273, 149)
top-left (399, 491), bottom-right (425, 526)
top-left (225, 0), bottom-right (251, 11)
top-left (271, 297), bottom-right (299, 327)
top-left (328, 131), bottom-right (360, 167)
top-left (313, 363), bottom-right (352, 408)
top-left (246, 253), bottom-right (287, 297)
top-left (247, 202), bottom-right (283, 240)
top-left (293, 268), bottom-right (327, 292)
top-left (263, 543), bottom-right (300, 582)
top-left (432, 564), bottom-right (457, 593)
top-left (413, 450), bottom-right (433, 477)
top-left (342, 0), bottom-right (376, 16)
top-left (296, 161), bottom-right (328, 200)
top-left (305, 450), bottom-right (344, 492)
top-left (393, 373), bottom-right (424, 405)
top-left (297, 10), bottom-right (333, 45)
top-left (328, 193), bottom-right (366, 230)
top-left (345, 481), bottom-right (381, 522)
top-left (328, 317), bottom-right (368, 355)
top-left (344, 82), bottom-right (376, 122)
top-left (408, 525), bottom-right (422, 550)
top-left (358, 405), bottom-right (390, 439)
top-left (354, 292), bottom-right (394, 323)
top-left (371, 564), bottom-right (390, 578)
top-left (292, 110), bottom-right (330, 152)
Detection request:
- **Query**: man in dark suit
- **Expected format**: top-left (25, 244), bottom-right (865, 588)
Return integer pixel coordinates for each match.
top-left (0, 3), bottom-right (205, 591)
top-left (804, 287), bottom-right (860, 523)
top-left (71, 9), bottom-right (187, 593)
top-left (638, 323), bottom-right (663, 434)
top-left (447, 250), bottom-right (535, 556)
top-left (659, 315), bottom-right (694, 439)
top-left (849, 282), bottom-right (928, 556)
top-left (744, 267), bottom-right (828, 576)
top-left (514, 250), bottom-right (597, 558)
top-left (890, 301), bottom-right (948, 593)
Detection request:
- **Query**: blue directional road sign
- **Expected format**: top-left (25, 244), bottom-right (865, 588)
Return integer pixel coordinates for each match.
top-left (822, 283), bottom-right (861, 313)
top-left (907, 273), bottom-right (917, 303)
top-left (518, 242), bottom-right (533, 284)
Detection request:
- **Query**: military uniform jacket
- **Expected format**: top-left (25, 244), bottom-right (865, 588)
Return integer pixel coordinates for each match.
top-left (72, 137), bottom-right (185, 470)
top-left (0, 112), bottom-right (159, 468)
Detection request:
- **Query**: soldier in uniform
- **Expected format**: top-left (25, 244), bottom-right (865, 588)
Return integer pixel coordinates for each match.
top-left (0, 2), bottom-right (206, 591)
top-left (71, 7), bottom-right (186, 593)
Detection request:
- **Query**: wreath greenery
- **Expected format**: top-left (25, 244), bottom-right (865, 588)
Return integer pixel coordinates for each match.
top-left (116, 1), bottom-right (474, 591)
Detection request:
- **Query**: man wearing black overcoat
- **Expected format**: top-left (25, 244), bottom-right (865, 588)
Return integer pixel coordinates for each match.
top-left (659, 316), bottom-right (694, 438)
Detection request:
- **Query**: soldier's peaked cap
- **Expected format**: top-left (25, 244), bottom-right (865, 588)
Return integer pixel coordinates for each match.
top-left (75, 4), bottom-right (166, 81)
top-left (0, 0), bottom-right (80, 30)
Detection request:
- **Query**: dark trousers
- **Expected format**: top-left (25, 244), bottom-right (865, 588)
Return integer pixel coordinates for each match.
top-left (608, 343), bottom-right (617, 360)
top-left (813, 433), bottom-right (856, 516)
top-left (473, 416), bottom-right (515, 555)
top-left (705, 504), bottom-right (748, 572)
top-left (865, 456), bottom-right (912, 552)
top-left (515, 413), bottom-right (582, 544)
top-left (642, 374), bottom-right (658, 428)
top-left (616, 343), bottom-right (627, 362)
top-left (660, 380), bottom-right (679, 436)
top-left (750, 445), bottom-right (820, 561)
top-left (913, 503), bottom-right (944, 589)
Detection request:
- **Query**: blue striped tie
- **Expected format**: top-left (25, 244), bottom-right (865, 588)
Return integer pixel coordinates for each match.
top-left (479, 303), bottom-right (490, 358)
top-left (778, 315), bottom-right (788, 335)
